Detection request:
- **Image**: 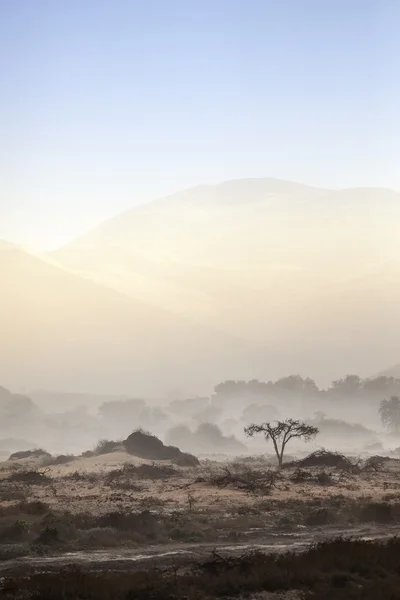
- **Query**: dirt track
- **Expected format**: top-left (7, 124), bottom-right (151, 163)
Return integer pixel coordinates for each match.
top-left (1, 523), bottom-right (398, 576)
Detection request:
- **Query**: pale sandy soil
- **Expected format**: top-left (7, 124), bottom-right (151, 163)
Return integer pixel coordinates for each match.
top-left (1, 451), bottom-right (400, 516)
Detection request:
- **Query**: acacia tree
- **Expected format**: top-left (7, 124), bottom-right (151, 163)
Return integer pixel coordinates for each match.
top-left (245, 419), bottom-right (319, 468)
top-left (379, 396), bottom-right (400, 433)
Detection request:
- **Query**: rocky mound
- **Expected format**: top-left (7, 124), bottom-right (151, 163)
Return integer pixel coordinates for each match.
top-left (124, 430), bottom-right (199, 467)
top-left (9, 448), bottom-right (51, 461)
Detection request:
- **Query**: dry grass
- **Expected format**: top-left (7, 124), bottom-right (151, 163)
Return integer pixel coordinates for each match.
top-left (4, 538), bottom-right (400, 599)
top-left (0, 451), bottom-right (399, 560)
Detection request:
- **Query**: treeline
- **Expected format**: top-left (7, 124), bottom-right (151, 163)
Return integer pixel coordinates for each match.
top-left (212, 374), bottom-right (400, 402)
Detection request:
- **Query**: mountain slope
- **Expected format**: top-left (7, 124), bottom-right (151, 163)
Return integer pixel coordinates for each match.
top-left (51, 178), bottom-right (400, 376)
top-left (377, 364), bottom-right (400, 379)
top-left (0, 246), bottom-right (272, 395)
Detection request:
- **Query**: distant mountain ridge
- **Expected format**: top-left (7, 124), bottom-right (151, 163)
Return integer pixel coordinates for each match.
top-left (49, 178), bottom-right (400, 379)
top-left (0, 245), bottom-right (275, 395)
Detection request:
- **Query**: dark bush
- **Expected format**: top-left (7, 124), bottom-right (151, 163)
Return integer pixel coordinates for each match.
top-left (305, 508), bottom-right (337, 526)
top-left (35, 526), bottom-right (59, 545)
top-left (93, 439), bottom-right (123, 455)
top-left (95, 510), bottom-right (157, 534)
top-left (14, 501), bottom-right (49, 515)
top-left (290, 468), bottom-right (312, 483)
top-left (51, 454), bottom-right (77, 465)
top-left (105, 462), bottom-right (179, 483)
top-left (293, 450), bottom-right (357, 471)
top-left (316, 471), bottom-right (335, 486)
top-left (0, 519), bottom-right (29, 542)
top-left (63, 470), bottom-right (99, 483)
top-left (209, 464), bottom-right (280, 495)
top-left (358, 502), bottom-right (393, 523)
top-left (7, 469), bottom-right (51, 485)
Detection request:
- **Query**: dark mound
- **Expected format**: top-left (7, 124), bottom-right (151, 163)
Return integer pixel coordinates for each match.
top-left (9, 449), bottom-right (51, 461)
top-left (124, 430), bottom-right (199, 466)
top-left (51, 454), bottom-right (77, 465)
top-left (293, 449), bottom-right (355, 470)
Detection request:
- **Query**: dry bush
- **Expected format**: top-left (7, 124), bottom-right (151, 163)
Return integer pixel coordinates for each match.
top-left (0, 500), bottom-right (49, 518)
top-left (290, 468), bottom-right (313, 483)
top-left (62, 470), bottom-right (100, 483)
top-left (206, 463), bottom-right (280, 495)
top-left (7, 469), bottom-right (51, 485)
top-left (76, 526), bottom-right (121, 548)
top-left (48, 454), bottom-right (77, 466)
top-left (106, 462), bottom-right (179, 483)
top-left (0, 519), bottom-right (30, 542)
top-left (93, 439), bottom-right (123, 456)
top-left (316, 471), bottom-right (335, 486)
top-left (0, 481), bottom-right (27, 502)
top-left (362, 455), bottom-right (389, 471)
top-left (291, 449), bottom-right (359, 471)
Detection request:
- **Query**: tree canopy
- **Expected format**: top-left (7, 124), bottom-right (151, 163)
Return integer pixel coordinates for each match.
top-left (379, 396), bottom-right (400, 433)
top-left (245, 419), bottom-right (319, 467)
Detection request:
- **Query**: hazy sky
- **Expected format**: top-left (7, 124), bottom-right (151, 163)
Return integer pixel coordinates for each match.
top-left (0, 0), bottom-right (399, 249)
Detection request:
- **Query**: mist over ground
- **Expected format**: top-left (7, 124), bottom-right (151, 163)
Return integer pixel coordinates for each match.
top-left (1, 374), bottom-right (400, 459)
top-left (2, 1), bottom-right (400, 596)
top-left (1, 180), bottom-right (400, 397)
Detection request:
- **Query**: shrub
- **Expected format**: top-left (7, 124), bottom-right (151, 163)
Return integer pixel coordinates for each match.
top-left (293, 449), bottom-right (358, 471)
top-left (0, 519), bottom-right (30, 542)
top-left (50, 454), bottom-right (77, 465)
top-left (208, 463), bottom-right (280, 495)
top-left (358, 502), bottom-right (393, 523)
top-left (316, 471), bottom-right (335, 486)
top-left (76, 527), bottom-right (120, 548)
top-left (35, 526), bottom-right (59, 545)
top-left (305, 508), bottom-right (337, 526)
top-left (7, 469), bottom-right (51, 485)
top-left (93, 439), bottom-right (123, 456)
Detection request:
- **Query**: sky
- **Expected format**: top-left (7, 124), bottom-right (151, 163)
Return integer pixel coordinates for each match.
top-left (0, 0), bottom-right (399, 249)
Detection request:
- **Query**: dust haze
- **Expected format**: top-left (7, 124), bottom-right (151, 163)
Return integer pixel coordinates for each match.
top-left (2, 1), bottom-right (400, 595)
top-left (1, 178), bottom-right (400, 457)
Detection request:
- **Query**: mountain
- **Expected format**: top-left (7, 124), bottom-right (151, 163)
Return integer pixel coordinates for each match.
top-left (377, 364), bottom-right (400, 379)
top-left (51, 178), bottom-right (400, 378)
top-left (0, 245), bottom-right (273, 395)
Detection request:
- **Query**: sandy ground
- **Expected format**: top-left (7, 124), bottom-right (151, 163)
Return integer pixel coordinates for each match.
top-left (1, 449), bottom-right (400, 578)
top-left (1, 451), bottom-right (399, 598)
top-left (1, 450), bottom-right (399, 514)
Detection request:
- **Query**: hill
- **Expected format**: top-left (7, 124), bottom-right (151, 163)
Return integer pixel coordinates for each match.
top-left (0, 245), bottom-right (269, 395)
top-left (377, 364), bottom-right (400, 379)
top-left (51, 178), bottom-right (400, 378)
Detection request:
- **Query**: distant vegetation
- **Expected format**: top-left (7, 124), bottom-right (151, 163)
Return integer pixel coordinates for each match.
top-left (380, 396), bottom-right (400, 433)
top-left (0, 373), bottom-right (399, 457)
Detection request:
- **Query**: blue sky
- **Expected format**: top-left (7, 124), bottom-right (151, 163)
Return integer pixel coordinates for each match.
top-left (0, 0), bottom-right (399, 248)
